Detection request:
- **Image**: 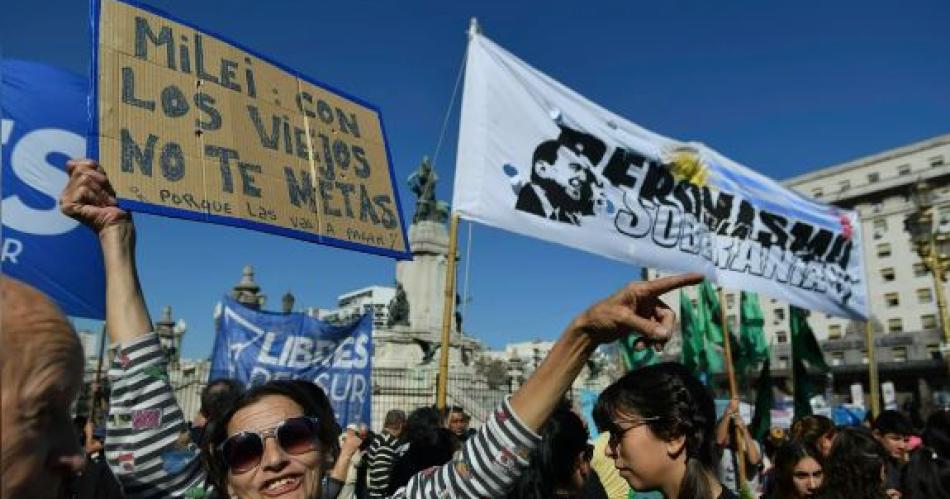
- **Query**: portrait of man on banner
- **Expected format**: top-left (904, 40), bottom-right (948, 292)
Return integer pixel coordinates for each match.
top-left (514, 124), bottom-right (608, 226)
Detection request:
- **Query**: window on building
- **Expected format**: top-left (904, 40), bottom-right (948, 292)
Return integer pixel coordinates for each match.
top-left (885, 292), bottom-right (900, 307)
top-left (726, 294), bottom-right (736, 308)
top-left (828, 324), bottom-right (843, 339)
top-left (931, 156), bottom-right (945, 168)
top-left (877, 243), bottom-right (891, 258)
top-left (888, 318), bottom-right (903, 333)
top-left (831, 351), bottom-right (845, 366)
top-left (914, 263), bottom-right (929, 277)
top-left (939, 205), bottom-right (950, 224)
top-left (774, 308), bottom-right (785, 321)
top-left (921, 314), bottom-right (937, 330)
top-left (892, 346), bottom-right (908, 363)
top-left (868, 172), bottom-right (880, 183)
top-left (861, 350), bottom-right (869, 364)
top-left (917, 288), bottom-right (933, 303)
top-left (839, 180), bottom-right (850, 193)
top-left (726, 315), bottom-right (737, 332)
top-left (873, 218), bottom-right (888, 231)
top-left (690, 298), bottom-right (698, 308)
top-left (881, 268), bottom-right (896, 281)
top-left (872, 202), bottom-right (883, 213)
top-left (928, 344), bottom-right (942, 360)
top-left (776, 331), bottom-right (788, 343)
top-left (898, 164), bottom-right (912, 176)
top-left (778, 356), bottom-right (789, 369)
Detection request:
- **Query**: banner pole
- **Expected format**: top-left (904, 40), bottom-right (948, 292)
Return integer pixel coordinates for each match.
top-left (436, 212), bottom-right (461, 411)
top-left (719, 288), bottom-right (747, 491)
top-left (865, 320), bottom-right (881, 418)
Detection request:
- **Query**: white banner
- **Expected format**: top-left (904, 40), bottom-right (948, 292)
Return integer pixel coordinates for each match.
top-left (453, 32), bottom-right (868, 319)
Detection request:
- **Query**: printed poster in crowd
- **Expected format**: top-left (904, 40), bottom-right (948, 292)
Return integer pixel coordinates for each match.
top-left (90, 0), bottom-right (410, 259)
top-left (453, 31), bottom-right (868, 319)
top-left (1, 59), bottom-right (105, 319)
top-left (210, 296), bottom-right (373, 427)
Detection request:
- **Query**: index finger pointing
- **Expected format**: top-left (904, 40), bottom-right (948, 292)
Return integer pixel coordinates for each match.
top-left (642, 272), bottom-right (704, 296)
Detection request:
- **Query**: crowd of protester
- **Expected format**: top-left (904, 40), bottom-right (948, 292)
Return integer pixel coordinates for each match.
top-left (1, 158), bottom-right (949, 499)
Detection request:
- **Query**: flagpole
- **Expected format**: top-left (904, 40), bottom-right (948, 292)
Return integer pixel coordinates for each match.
top-left (865, 320), bottom-right (880, 417)
top-left (436, 212), bottom-right (461, 411)
top-left (718, 288), bottom-right (747, 491)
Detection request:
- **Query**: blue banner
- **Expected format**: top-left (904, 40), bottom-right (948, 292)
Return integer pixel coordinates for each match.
top-left (1, 60), bottom-right (106, 319)
top-left (210, 297), bottom-right (373, 427)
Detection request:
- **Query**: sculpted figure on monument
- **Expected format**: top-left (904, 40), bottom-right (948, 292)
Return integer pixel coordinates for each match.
top-left (388, 282), bottom-right (410, 327)
top-left (408, 157), bottom-right (449, 224)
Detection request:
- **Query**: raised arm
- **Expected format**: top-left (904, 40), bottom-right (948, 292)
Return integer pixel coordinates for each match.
top-left (394, 273), bottom-right (703, 498)
top-left (61, 159), bottom-right (209, 498)
top-left (509, 273), bottom-right (703, 431)
top-left (60, 159), bottom-right (151, 343)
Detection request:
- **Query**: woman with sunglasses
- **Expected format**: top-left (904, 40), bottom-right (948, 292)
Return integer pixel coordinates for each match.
top-left (593, 362), bottom-right (731, 499)
top-left (60, 158), bottom-right (703, 499)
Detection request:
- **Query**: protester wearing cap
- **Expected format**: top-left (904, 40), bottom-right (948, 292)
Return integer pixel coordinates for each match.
top-left (60, 157), bottom-right (701, 498)
top-left (516, 124), bottom-right (608, 225)
top-left (873, 410), bottom-right (913, 495)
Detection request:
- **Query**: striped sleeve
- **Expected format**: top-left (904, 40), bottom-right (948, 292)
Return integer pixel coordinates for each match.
top-left (367, 433), bottom-right (398, 498)
top-left (390, 397), bottom-right (540, 499)
top-left (104, 333), bottom-right (210, 499)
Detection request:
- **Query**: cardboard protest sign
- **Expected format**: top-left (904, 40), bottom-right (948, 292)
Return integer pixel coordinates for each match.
top-left (90, 0), bottom-right (410, 259)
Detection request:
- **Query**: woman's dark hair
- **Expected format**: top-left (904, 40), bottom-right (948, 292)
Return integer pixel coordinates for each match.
top-left (770, 441), bottom-right (823, 499)
top-left (815, 427), bottom-right (889, 499)
top-left (202, 380), bottom-right (340, 497)
top-left (924, 409), bottom-right (950, 459)
top-left (593, 362), bottom-right (717, 499)
top-left (386, 406), bottom-right (458, 494)
top-left (900, 446), bottom-right (950, 499)
top-left (200, 378), bottom-right (245, 421)
top-left (506, 400), bottom-right (589, 499)
top-left (789, 415), bottom-right (835, 453)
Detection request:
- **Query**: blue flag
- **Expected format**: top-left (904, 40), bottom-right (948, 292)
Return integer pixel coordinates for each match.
top-left (210, 297), bottom-right (373, 427)
top-left (1, 60), bottom-right (105, 319)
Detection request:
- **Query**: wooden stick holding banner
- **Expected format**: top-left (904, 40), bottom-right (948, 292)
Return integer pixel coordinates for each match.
top-left (865, 320), bottom-right (880, 417)
top-left (719, 287), bottom-right (747, 491)
top-left (436, 212), bottom-right (461, 411)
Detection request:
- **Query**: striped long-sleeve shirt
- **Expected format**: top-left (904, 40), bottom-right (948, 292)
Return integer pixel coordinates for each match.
top-left (366, 431), bottom-right (399, 498)
top-left (106, 333), bottom-right (541, 498)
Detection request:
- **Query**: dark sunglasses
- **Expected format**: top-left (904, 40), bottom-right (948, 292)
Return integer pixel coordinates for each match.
top-left (219, 416), bottom-right (321, 474)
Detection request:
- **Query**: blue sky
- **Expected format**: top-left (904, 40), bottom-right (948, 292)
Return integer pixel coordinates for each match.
top-left (2, 0), bottom-right (948, 358)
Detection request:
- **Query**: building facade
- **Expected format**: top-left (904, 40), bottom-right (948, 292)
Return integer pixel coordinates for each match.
top-left (650, 134), bottom-right (950, 411)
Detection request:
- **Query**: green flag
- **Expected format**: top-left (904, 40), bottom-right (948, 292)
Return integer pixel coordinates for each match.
top-left (699, 280), bottom-right (724, 344)
top-left (738, 292), bottom-right (769, 373)
top-left (790, 306), bottom-right (829, 420)
top-left (695, 281), bottom-right (724, 374)
top-left (749, 355), bottom-right (773, 441)
top-left (679, 289), bottom-right (705, 374)
top-left (618, 335), bottom-right (658, 370)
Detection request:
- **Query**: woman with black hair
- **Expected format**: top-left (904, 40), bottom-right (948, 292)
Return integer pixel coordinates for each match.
top-left (506, 400), bottom-right (600, 499)
top-left (593, 362), bottom-right (731, 499)
top-left (764, 441), bottom-right (823, 499)
top-left (815, 427), bottom-right (889, 499)
top-left (900, 446), bottom-right (950, 499)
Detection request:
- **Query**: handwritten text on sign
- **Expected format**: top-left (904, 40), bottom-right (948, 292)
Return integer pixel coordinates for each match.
top-left (94, 0), bottom-right (408, 256)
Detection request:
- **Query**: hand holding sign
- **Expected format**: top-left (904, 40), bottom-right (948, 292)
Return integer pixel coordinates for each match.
top-left (60, 159), bottom-right (129, 234)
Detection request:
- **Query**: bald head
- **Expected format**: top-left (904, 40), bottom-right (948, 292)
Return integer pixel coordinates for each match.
top-left (1, 277), bottom-right (85, 498)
